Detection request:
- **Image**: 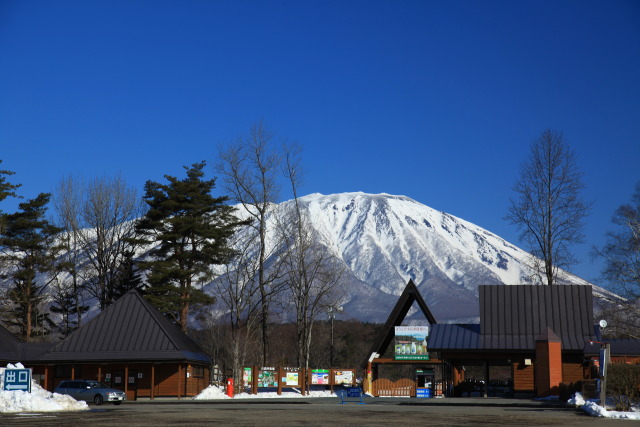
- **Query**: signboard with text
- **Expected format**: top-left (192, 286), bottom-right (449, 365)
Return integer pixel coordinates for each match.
top-left (334, 370), bottom-right (353, 385)
top-left (311, 369), bottom-right (330, 385)
top-left (394, 326), bottom-right (430, 360)
top-left (3, 368), bottom-right (32, 393)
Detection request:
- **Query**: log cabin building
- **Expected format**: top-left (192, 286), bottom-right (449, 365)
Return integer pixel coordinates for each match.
top-left (365, 281), bottom-right (640, 398)
top-left (0, 289), bottom-right (211, 400)
top-left (429, 284), bottom-right (599, 397)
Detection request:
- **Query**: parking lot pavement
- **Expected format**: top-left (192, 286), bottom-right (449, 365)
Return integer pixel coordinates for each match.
top-left (0, 398), bottom-right (624, 426)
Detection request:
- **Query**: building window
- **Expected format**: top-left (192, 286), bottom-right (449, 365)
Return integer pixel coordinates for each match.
top-left (55, 365), bottom-right (81, 378)
top-left (192, 366), bottom-right (205, 378)
top-left (56, 365), bottom-right (72, 378)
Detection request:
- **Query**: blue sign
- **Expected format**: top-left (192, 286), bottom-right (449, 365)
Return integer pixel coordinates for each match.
top-left (416, 387), bottom-right (432, 398)
top-left (3, 369), bottom-right (32, 392)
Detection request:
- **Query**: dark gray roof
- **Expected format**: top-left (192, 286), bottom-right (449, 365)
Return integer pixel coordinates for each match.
top-left (37, 290), bottom-right (210, 364)
top-left (429, 324), bottom-right (480, 350)
top-left (0, 322), bottom-right (21, 362)
top-left (584, 339), bottom-right (640, 356)
top-left (429, 285), bottom-right (597, 352)
top-left (362, 279), bottom-right (437, 367)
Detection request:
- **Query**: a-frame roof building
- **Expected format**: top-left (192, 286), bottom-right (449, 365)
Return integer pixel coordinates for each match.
top-left (37, 289), bottom-right (210, 363)
top-left (363, 279), bottom-right (437, 365)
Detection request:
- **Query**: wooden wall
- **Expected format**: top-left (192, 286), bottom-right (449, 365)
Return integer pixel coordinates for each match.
top-left (512, 360), bottom-right (534, 392)
top-left (29, 362), bottom-right (210, 400)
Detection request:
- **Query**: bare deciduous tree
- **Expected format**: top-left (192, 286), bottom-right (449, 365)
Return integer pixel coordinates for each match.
top-left (216, 121), bottom-right (287, 365)
top-left (594, 181), bottom-right (640, 338)
top-left (206, 230), bottom-right (263, 389)
top-left (597, 181), bottom-right (640, 298)
top-left (278, 146), bottom-right (345, 372)
top-left (54, 174), bottom-right (141, 310)
top-left (53, 176), bottom-right (88, 328)
top-left (506, 129), bottom-right (590, 285)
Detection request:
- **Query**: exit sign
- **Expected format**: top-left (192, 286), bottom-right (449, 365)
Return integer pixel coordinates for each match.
top-left (3, 368), bottom-right (32, 392)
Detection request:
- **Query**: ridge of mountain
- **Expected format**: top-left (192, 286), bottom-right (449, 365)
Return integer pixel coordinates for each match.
top-left (227, 192), bottom-right (607, 324)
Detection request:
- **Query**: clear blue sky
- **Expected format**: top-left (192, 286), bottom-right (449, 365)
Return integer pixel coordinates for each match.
top-left (1, 0), bottom-right (639, 287)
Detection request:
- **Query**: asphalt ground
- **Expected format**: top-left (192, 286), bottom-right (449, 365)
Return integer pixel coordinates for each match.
top-left (0, 397), bottom-right (630, 426)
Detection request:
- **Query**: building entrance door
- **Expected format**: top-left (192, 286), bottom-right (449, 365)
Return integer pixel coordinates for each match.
top-left (111, 370), bottom-right (125, 391)
top-left (127, 371), bottom-right (138, 401)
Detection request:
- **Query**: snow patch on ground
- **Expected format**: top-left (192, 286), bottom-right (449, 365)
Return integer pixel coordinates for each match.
top-left (193, 385), bottom-right (336, 400)
top-left (568, 392), bottom-right (640, 420)
top-left (0, 363), bottom-right (89, 413)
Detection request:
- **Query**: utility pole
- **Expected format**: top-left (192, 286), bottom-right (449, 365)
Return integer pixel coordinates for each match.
top-left (599, 343), bottom-right (611, 407)
top-left (328, 306), bottom-right (342, 368)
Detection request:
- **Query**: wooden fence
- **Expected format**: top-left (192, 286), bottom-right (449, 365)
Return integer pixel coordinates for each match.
top-left (372, 378), bottom-right (416, 397)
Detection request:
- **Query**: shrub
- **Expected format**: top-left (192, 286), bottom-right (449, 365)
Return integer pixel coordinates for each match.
top-left (559, 379), bottom-right (597, 403)
top-left (606, 364), bottom-right (640, 411)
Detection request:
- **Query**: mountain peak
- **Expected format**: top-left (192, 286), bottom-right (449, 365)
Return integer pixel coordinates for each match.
top-left (246, 192), bottom-right (603, 323)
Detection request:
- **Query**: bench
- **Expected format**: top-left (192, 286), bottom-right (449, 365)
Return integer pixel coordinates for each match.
top-left (336, 387), bottom-right (366, 404)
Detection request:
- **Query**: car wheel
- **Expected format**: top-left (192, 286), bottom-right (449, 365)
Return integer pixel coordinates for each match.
top-left (94, 395), bottom-right (104, 405)
top-left (113, 401), bottom-right (122, 405)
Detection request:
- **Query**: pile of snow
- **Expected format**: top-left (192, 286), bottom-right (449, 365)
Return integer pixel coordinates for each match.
top-left (193, 385), bottom-right (335, 400)
top-left (568, 392), bottom-right (640, 420)
top-left (0, 363), bottom-right (88, 413)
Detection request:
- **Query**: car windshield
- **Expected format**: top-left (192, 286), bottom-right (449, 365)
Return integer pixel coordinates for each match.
top-left (87, 381), bottom-right (111, 389)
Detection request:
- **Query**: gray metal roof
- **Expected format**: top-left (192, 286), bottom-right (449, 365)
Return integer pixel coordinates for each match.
top-left (583, 339), bottom-right (640, 356)
top-left (362, 279), bottom-right (437, 366)
top-left (429, 285), bottom-right (597, 352)
top-left (0, 322), bottom-right (21, 362)
top-left (36, 290), bottom-right (210, 364)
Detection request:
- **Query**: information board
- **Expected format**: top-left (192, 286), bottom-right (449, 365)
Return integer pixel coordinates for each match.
top-left (3, 368), bottom-right (32, 393)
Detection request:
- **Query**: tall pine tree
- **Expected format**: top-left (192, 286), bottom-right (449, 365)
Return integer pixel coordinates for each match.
top-left (0, 193), bottom-right (62, 342)
top-left (112, 249), bottom-right (143, 299)
top-left (0, 161), bottom-right (21, 234)
top-left (135, 162), bottom-right (245, 332)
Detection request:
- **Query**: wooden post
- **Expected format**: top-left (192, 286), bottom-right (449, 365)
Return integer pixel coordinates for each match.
top-left (277, 367), bottom-right (283, 396)
top-left (125, 365), bottom-right (129, 395)
top-left (177, 364), bottom-right (181, 399)
top-left (483, 361), bottom-right (489, 398)
top-left (365, 362), bottom-right (372, 394)
top-left (330, 368), bottom-right (334, 394)
top-left (251, 366), bottom-right (258, 395)
top-left (151, 364), bottom-right (155, 400)
top-left (44, 365), bottom-right (49, 391)
top-left (98, 366), bottom-right (102, 382)
top-left (71, 365), bottom-right (75, 380)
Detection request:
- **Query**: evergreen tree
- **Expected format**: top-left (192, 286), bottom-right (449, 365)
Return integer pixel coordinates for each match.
top-left (0, 193), bottom-right (62, 342)
top-left (135, 162), bottom-right (245, 332)
top-left (112, 249), bottom-right (143, 300)
top-left (49, 279), bottom-right (89, 339)
top-left (0, 160), bottom-right (21, 235)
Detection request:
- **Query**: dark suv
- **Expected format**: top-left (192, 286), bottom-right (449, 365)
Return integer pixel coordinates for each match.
top-left (54, 380), bottom-right (126, 405)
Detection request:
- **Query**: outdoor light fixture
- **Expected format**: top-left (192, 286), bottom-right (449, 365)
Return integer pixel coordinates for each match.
top-left (599, 319), bottom-right (608, 329)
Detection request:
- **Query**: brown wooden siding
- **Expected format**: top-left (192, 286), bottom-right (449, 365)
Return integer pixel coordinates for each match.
top-left (562, 362), bottom-right (584, 383)
top-left (28, 362), bottom-right (210, 399)
top-left (513, 360), bottom-right (534, 392)
top-left (372, 378), bottom-right (416, 397)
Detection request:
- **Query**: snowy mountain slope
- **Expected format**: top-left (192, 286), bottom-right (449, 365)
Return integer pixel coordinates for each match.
top-left (2, 191), bottom-right (609, 327)
top-left (221, 192), bottom-right (610, 323)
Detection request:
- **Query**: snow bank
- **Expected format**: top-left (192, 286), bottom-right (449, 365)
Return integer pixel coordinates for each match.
top-left (194, 385), bottom-right (335, 400)
top-left (568, 392), bottom-right (640, 420)
top-left (0, 363), bottom-right (89, 413)
top-left (193, 385), bottom-right (231, 400)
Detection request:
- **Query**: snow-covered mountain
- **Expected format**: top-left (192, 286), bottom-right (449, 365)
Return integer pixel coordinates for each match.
top-left (2, 191), bottom-right (607, 326)
top-left (213, 192), bottom-right (608, 324)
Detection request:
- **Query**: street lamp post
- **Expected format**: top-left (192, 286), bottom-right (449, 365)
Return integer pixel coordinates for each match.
top-left (328, 306), bottom-right (342, 368)
top-left (589, 339), bottom-right (611, 407)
